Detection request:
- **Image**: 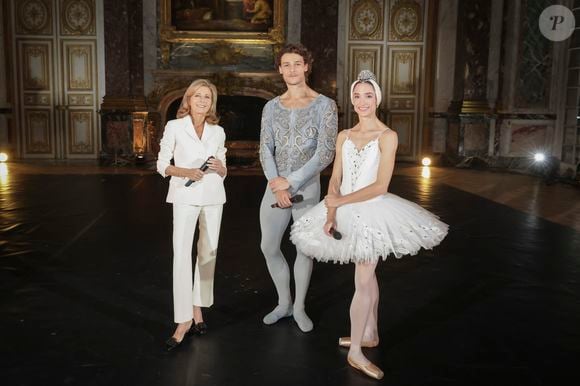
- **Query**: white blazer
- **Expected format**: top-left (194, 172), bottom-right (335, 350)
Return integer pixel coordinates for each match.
top-left (157, 116), bottom-right (227, 206)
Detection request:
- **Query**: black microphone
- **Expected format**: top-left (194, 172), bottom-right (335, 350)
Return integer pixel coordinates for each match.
top-left (329, 227), bottom-right (342, 240)
top-left (185, 156), bottom-right (215, 187)
top-left (270, 194), bottom-right (304, 208)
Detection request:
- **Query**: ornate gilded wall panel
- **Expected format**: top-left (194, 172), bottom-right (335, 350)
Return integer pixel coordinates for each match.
top-left (67, 110), bottom-right (94, 154)
top-left (61, 40), bottom-right (98, 158)
top-left (24, 109), bottom-right (53, 154)
top-left (388, 0), bottom-right (424, 42)
top-left (11, 0), bottom-right (101, 159)
top-left (350, 0), bottom-right (384, 41)
top-left (64, 44), bottom-right (93, 90)
top-left (389, 97), bottom-right (415, 110)
top-left (389, 47), bottom-right (420, 95)
top-left (16, 0), bottom-right (53, 35)
top-left (59, 0), bottom-right (95, 36)
top-left (347, 45), bottom-right (383, 125)
top-left (24, 93), bottom-right (52, 106)
top-left (389, 113), bottom-right (414, 155)
top-left (20, 41), bottom-right (52, 90)
top-left (67, 94), bottom-right (94, 105)
top-left (349, 45), bottom-right (383, 84)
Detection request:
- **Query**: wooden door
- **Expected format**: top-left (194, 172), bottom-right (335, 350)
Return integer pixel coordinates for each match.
top-left (10, 0), bottom-right (100, 159)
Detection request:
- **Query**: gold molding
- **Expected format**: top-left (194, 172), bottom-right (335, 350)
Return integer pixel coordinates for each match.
top-left (389, 0), bottom-right (423, 42)
top-left (22, 42), bottom-right (51, 90)
top-left (68, 110), bottom-right (94, 154)
top-left (101, 96), bottom-right (148, 112)
top-left (460, 100), bottom-right (492, 114)
top-left (390, 49), bottom-right (418, 95)
top-left (66, 44), bottom-right (93, 90)
top-left (390, 97), bottom-right (415, 110)
top-left (25, 109), bottom-right (52, 153)
top-left (60, 0), bottom-right (96, 36)
top-left (350, 0), bottom-right (384, 41)
top-left (16, 0), bottom-right (52, 35)
top-left (159, 0), bottom-right (286, 64)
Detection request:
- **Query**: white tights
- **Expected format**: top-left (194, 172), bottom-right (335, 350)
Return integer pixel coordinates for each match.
top-left (348, 261), bottom-right (379, 363)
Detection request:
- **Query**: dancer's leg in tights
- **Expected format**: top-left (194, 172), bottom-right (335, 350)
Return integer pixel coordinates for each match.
top-left (348, 261), bottom-right (379, 364)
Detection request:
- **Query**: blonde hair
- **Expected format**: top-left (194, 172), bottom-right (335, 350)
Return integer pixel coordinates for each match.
top-left (176, 79), bottom-right (220, 124)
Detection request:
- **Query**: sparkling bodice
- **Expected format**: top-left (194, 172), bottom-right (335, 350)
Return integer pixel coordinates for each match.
top-left (340, 135), bottom-right (381, 195)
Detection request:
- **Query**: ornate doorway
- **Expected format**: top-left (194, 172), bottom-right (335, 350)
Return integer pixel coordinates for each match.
top-left (8, 0), bottom-right (103, 159)
top-left (338, 0), bottom-right (433, 160)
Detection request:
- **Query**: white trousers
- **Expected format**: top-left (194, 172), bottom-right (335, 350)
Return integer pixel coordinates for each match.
top-left (172, 203), bottom-right (223, 323)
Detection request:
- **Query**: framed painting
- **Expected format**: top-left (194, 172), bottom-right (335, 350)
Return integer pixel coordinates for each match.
top-left (160, 0), bottom-right (285, 62)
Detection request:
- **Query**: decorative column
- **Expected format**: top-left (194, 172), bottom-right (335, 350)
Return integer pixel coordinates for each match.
top-left (431, 0), bottom-right (459, 154)
top-left (449, 0), bottom-right (492, 157)
top-left (100, 0), bottom-right (147, 162)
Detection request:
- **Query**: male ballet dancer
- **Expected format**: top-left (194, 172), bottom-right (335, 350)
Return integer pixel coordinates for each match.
top-left (259, 43), bottom-right (338, 332)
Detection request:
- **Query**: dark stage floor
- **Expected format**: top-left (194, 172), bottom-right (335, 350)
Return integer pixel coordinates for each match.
top-left (1, 166), bottom-right (580, 386)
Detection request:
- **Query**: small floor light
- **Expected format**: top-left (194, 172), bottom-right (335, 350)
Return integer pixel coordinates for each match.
top-left (534, 153), bottom-right (546, 162)
top-left (421, 166), bottom-right (431, 179)
top-left (0, 152), bottom-right (8, 162)
top-left (421, 157), bottom-right (431, 166)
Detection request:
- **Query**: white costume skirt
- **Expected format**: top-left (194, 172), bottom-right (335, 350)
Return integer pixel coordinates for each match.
top-left (290, 193), bottom-right (448, 264)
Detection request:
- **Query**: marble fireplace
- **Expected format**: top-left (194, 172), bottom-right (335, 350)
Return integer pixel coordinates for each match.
top-left (145, 70), bottom-right (285, 165)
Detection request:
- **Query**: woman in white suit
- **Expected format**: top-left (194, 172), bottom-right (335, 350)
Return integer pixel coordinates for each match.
top-left (157, 79), bottom-right (227, 350)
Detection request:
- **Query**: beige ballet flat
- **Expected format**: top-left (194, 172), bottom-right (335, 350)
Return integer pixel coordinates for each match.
top-left (338, 336), bottom-right (379, 348)
top-left (347, 356), bottom-right (384, 380)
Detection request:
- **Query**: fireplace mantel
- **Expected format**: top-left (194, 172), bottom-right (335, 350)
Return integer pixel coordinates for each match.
top-left (149, 70), bottom-right (285, 118)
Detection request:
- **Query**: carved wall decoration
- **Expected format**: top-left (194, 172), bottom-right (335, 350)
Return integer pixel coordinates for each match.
top-left (390, 98), bottom-right (415, 110)
top-left (60, 0), bottom-right (95, 35)
top-left (25, 109), bottom-right (52, 153)
top-left (349, 46), bottom-right (382, 83)
top-left (346, 45), bottom-right (382, 125)
top-left (21, 42), bottom-right (51, 90)
top-left (389, 0), bottom-right (423, 42)
top-left (16, 0), bottom-right (52, 35)
top-left (389, 113), bottom-right (414, 155)
top-left (11, 0), bottom-right (100, 159)
top-left (390, 49), bottom-right (418, 95)
top-left (65, 45), bottom-right (92, 90)
top-left (68, 110), bottom-right (94, 154)
top-left (61, 40), bottom-right (97, 158)
top-left (350, 0), bottom-right (384, 40)
top-left (68, 94), bottom-right (93, 105)
top-left (24, 93), bottom-right (52, 106)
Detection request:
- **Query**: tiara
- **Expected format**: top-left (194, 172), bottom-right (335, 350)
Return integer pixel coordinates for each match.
top-left (357, 70), bottom-right (377, 82)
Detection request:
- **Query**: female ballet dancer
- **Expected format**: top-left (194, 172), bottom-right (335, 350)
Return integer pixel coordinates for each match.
top-left (291, 70), bottom-right (448, 379)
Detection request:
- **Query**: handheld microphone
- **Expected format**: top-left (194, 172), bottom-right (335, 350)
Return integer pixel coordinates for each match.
top-left (329, 227), bottom-right (342, 240)
top-left (270, 194), bottom-right (304, 208)
top-left (185, 156), bottom-right (215, 187)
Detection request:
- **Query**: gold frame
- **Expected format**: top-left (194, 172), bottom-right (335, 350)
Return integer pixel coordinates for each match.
top-left (160, 0), bottom-right (285, 63)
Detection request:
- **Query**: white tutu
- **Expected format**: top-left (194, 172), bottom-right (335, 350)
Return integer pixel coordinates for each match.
top-left (290, 193), bottom-right (448, 264)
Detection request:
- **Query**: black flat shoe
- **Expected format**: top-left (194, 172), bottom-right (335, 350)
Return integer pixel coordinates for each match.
top-left (192, 322), bottom-right (208, 335)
